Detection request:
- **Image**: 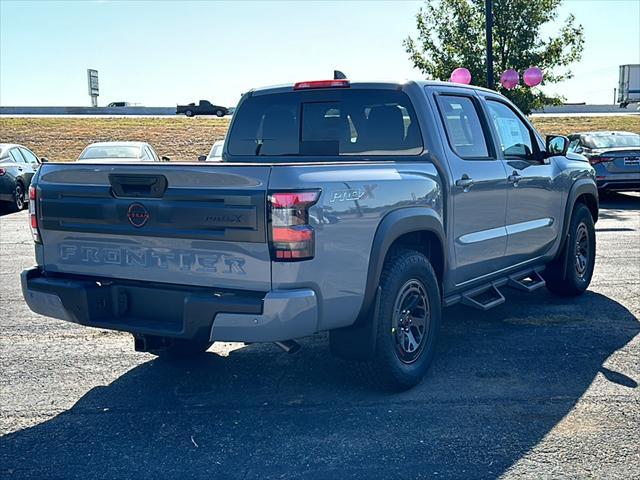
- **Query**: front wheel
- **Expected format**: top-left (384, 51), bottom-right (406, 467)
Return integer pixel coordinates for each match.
top-left (543, 203), bottom-right (596, 296)
top-left (368, 249), bottom-right (441, 391)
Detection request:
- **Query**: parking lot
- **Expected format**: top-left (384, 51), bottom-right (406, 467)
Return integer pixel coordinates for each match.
top-left (0, 193), bottom-right (638, 479)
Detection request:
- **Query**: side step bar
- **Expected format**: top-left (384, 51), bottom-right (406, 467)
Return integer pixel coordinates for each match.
top-left (446, 266), bottom-right (546, 311)
top-left (461, 284), bottom-right (505, 311)
top-left (507, 270), bottom-right (546, 292)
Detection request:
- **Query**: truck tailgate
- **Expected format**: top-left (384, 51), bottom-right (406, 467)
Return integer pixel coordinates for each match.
top-left (36, 164), bottom-right (272, 291)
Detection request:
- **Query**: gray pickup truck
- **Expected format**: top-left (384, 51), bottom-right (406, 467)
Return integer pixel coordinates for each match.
top-left (21, 79), bottom-right (598, 390)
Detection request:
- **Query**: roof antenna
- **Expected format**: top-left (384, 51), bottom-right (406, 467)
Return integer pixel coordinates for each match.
top-left (333, 70), bottom-right (347, 80)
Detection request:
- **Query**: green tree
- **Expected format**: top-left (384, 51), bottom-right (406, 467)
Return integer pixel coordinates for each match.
top-left (403, 0), bottom-right (584, 113)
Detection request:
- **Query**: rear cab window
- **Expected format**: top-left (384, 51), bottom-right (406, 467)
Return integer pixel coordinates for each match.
top-left (227, 88), bottom-right (423, 159)
top-left (436, 95), bottom-right (491, 159)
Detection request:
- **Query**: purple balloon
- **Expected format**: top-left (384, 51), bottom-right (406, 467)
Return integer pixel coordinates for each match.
top-left (449, 67), bottom-right (472, 85)
top-left (500, 69), bottom-right (520, 89)
top-left (523, 67), bottom-right (543, 87)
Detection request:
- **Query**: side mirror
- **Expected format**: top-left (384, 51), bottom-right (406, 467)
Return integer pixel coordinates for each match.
top-left (40, 157), bottom-right (49, 163)
top-left (546, 135), bottom-right (569, 157)
top-left (197, 155), bottom-right (207, 162)
top-left (574, 146), bottom-right (583, 154)
top-left (161, 156), bottom-right (170, 162)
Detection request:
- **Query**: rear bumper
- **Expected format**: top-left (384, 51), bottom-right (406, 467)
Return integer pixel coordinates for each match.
top-left (21, 268), bottom-right (318, 342)
top-left (596, 178), bottom-right (640, 191)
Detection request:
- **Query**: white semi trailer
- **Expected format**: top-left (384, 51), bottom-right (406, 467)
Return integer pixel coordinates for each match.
top-left (618, 64), bottom-right (640, 108)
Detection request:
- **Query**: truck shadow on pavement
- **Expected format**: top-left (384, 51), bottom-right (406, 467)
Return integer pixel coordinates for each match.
top-left (597, 192), bottom-right (640, 222)
top-left (1, 289), bottom-right (638, 479)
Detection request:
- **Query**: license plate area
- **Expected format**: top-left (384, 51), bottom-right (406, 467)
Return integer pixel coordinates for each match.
top-left (624, 156), bottom-right (640, 166)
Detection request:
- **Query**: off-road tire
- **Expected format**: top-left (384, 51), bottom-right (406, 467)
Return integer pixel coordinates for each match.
top-left (543, 203), bottom-right (596, 296)
top-left (366, 249), bottom-right (441, 391)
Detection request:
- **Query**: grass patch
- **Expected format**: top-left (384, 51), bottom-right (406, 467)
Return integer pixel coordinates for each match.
top-left (0, 117), bottom-right (229, 162)
top-left (1, 115), bottom-right (638, 162)
top-left (531, 115), bottom-right (640, 136)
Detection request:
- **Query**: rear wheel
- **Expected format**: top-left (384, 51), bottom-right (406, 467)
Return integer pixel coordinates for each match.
top-left (368, 249), bottom-right (441, 391)
top-left (185, 110), bottom-right (194, 117)
top-left (544, 203), bottom-right (596, 296)
top-left (215, 109), bottom-right (225, 117)
top-left (11, 182), bottom-right (25, 212)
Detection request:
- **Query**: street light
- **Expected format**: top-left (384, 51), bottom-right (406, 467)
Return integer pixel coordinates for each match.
top-left (486, 0), bottom-right (494, 89)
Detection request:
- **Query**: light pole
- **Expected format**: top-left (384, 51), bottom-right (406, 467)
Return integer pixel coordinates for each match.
top-left (485, 0), bottom-right (494, 89)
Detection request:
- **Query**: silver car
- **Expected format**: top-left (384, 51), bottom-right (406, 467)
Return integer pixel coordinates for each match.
top-left (568, 131), bottom-right (640, 192)
top-left (77, 142), bottom-right (168, 163)
top-left (207, 140), bottom-right (224, 161)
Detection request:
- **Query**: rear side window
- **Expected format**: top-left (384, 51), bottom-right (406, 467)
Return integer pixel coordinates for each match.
top-left (437, 95), bottom-right (489, 158)
top-left (227, 89), bottom-right (423, 157)
top-left (9, 149), bottom-right (26, 164)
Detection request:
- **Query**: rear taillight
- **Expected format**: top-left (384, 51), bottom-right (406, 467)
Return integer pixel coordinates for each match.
top-left (28, 185), bottom-right (41, 243)
top-left (293, 79), bottom-right (350, 90)
top-left (589, 156), bottom-right (614, 166)
top-left (0, 168), bottom-right (6, 176)
top-left (269, 190), bottom-right (320, 261)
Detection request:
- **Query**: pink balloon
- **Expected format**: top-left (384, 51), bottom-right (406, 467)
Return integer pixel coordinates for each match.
top-left (500, 69), bottom-right (519, 89)
top-left (523, 67), bottom-right (543, 87)
top-left (449, 67), bottom-right (472, 85)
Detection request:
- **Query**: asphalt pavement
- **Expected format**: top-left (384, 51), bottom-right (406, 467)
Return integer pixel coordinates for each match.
top-left (0, 193), bottom-right (638, 479)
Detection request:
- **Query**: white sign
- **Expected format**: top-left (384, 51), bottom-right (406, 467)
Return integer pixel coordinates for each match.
top-left (494, 117), bottom-right (524, 151)
top-left (87, 69), bottom-right (99, 96)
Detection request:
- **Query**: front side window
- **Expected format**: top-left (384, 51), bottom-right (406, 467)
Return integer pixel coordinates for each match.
top-left (437, 95), bottom-right (490, 158)
top-left (486, 100), bottom-right (535, 159)
top-left (568, 138), bottom-right (581, 152)
top-left (142, 146), bottom-right (156, 161)
top-left (228, 89), bottom-right (422, 158)
top-left (19, 148), bottom-right (39, 164)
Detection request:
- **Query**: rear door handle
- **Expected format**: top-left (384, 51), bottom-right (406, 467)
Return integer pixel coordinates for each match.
top-left (456, 175), bottom-right (474, 189)
top-left (508, 172), bottom-right (522, 183)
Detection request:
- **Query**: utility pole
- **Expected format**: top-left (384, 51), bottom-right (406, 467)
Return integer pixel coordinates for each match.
top-left (485, 0), bottom-right (494, 89)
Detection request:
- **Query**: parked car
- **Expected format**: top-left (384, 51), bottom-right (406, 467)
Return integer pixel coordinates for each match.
top-left (568, 131), bottom-right (639, 192)
top-left (0, 144), bottom-right (45, 211)
top-left (77, 142), bottom-right (169, 163)
top-left (202, 139), bottom-right (224, 161)
top-left (107, 102), bottom-right (132, 107)
top-left (22, 79), bottom-right (598, 391)
top-left (176, 100), bottom-right (228, 117)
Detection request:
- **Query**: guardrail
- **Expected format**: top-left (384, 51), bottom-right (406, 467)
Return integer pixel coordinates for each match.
top-left (0, 106), bottom-right (177, 115)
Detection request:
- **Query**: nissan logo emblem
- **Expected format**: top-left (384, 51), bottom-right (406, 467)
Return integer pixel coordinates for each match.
top-left (127, 203), bottom-right (150, 228)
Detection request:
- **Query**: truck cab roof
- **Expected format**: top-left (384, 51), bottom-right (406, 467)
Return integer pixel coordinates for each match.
top-left (248, 79), bottom-right (497, 96)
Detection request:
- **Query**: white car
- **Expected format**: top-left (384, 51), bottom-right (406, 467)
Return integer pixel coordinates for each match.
top-left (77, 142), bottom-right (168, 163)
top-left (207, 140), bottom-right (225, 161)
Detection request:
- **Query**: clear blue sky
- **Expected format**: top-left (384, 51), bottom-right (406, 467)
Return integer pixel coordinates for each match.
top-left (1, 0), bottom-right (638, 107)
